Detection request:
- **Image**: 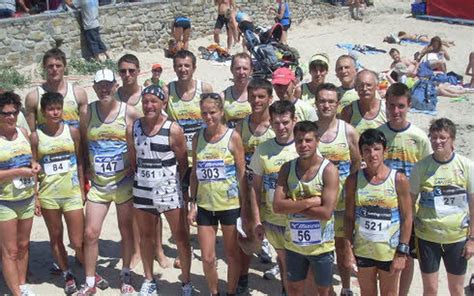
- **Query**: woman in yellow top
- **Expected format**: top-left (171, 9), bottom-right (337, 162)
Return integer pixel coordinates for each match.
top-left (344, 129), bottom-right (412, 296)
top-left (0, 91), bottom-right (40, 296)
top-left (30, 92), bottom-right (85, 295)
top-left (187, 93), bottom-right (246, 296)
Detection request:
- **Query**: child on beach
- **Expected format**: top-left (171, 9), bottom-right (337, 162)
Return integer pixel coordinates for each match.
top-left (144, 64), bottom-right (166, 88)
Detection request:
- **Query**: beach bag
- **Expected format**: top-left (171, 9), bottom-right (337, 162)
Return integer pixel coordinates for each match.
top-left (257, 44), bottom-right (280, 70)
top-left (411, 80), bottom-right (437, 111)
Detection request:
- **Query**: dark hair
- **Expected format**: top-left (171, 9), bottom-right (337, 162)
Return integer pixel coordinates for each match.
top-left (309, 60), bottom-right (329, 72)
top-left (173, 49), bottom-right (197, 68)
top-left (429, 118), bottom-right (456, 140)
top-left (385, 83), bottom-right (411, 102)
top-left (40, 92), bottom-right (64, 110)
top-left (335, 54), bottom-right (356, 69)
top-left (42, 48), bottom-right (67, 67)
top-left (397, 31), bottom-right (406, 37)
top-left (315, 83), bottom-right (337, 101)
top-left (118, 54), bottom-right (140, 69)
top-left (389, 48), bottom-right (399, 55)
top-left (231, 52), bottom-right (252, 70)
top-left (294, 121), bottom-right (319, 139)
top-left (247, 78), bottom-right (273, 97)
top-left (0, 91), bottom-right (22, 112)
top-left (269, 100), bottom-right (295, 119)
top-left (430, 36), bottom-right (442, 48)
top-left (359, 129), bottom-right (387, 151)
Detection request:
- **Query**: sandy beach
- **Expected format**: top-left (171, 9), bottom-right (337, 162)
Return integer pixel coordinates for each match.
top-left (2, 0), bottom-right (474, 295)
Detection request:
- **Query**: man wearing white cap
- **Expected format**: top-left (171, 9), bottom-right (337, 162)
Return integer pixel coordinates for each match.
top-left (78, 69), bottom-right (140, 296)
top-left (272, 67), bottom-right (317, 122)
top-left (299, 53), bottom-right (330, 108)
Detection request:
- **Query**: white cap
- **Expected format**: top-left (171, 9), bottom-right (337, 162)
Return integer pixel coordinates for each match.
top-left (94, 69), bottom-right (115, 83)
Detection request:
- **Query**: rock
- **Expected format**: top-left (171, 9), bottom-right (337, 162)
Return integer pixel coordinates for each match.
top-left (28, 31), bottom-right (45, 42)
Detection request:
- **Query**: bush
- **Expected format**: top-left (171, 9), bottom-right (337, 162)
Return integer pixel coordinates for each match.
top-left (0, 68), bottom-right (30, 91)
top-left (67, 57), bottom-right (117, 76)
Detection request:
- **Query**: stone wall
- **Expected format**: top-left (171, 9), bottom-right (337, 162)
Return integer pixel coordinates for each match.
top-left (0, 0), bottom-right (345, 68)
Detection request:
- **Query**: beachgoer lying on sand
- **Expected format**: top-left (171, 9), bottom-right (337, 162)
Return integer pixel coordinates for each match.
top-left (389, 48), bottom-right (418, 77)
top-left (466, 52), bottom-right (474, 88)
top-left (436, 83), bottom-right (473, 97)
top-left (416, 36), bottom-right (450, 72)
top-left (397, 31), bottom-right (455, 47)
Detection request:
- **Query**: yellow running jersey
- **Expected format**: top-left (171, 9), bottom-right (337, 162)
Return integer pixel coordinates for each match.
top-left (349, 99), bottom-right (387, 134)
top-left (37, 82), bottom-right (80, 128)
top-left (166, 80), bottom-right (203, 165)
top-left (87, 101), bottom-right (130, 189)
top-left (223, 86), bottom-right (251, 128)
top-left (195, 128), bottom-right (240, 211)
top-left (300, 83), bottom-right (316, 108)
top-left (37, 124), bottom-right (81, 199)
top-left (353, 169), bottom-right (400, 262)
top-left (250, 138), bottom-right (298, 226)
top-left (377, 122), bottom-right (431, 177)
top-left (410, 153), bottom-right (474, 244)
top-left (336, 87), bottom-right (358, 114)
top-left (0, 129), bottom-right (34, 201)
top-left (294, 99), bottom-right (318, 122)
top-left (241, 115), bottom-right (275, 166)
top-left (284, 158), bottom-right (335, 256)
top-left (318, 120), bottom-right (351, 236)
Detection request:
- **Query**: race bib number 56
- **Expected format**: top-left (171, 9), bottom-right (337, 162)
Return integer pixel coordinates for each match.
top-left (290, 220), bottom-right (322, 246)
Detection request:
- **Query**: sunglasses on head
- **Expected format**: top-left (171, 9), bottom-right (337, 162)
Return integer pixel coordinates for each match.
top-left (200, 93), bottom-right (222, 101)
top-left (119, 68), bottom-right (137, 75)
top-left (0, 110), bottom-right (19, 117)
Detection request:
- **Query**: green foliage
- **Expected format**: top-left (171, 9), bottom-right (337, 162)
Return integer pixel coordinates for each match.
top-left (67, 57), bottom-right (117, 76)
top-left (0, 68), bottom-right (30, 91)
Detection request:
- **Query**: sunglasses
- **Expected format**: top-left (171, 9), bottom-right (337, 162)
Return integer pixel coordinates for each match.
top-left (200, 93), bottom-right (222, 101)
top-left (119, 68), bottom-right (137, 75)
top-left (0, 110), bottom-right (19, 117)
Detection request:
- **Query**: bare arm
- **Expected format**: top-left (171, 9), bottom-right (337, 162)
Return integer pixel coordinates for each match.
top-left (395, 172), bottom-right (412, 245)
top-left (250, 174), bottom-right (263, 224)
top-left (74, 86), bottom-right (89, 120)
top-left (340, 104), bottom-right (353, 124)
top-left (344, 173), bottom-right (357, 245)
top-left (273, 162), bottom-right (319, 214)
top-left (70, 126), bottom-right (86, 202)
top-left (229, 131), bottom-right (247, 213)
top-left (299, 163), bottom-right (339, 220)
top-left (24, 90), bottom-right (39, 131)
top-left (346, 123), bottom-right (361, 174)
top-left (79, 104), bottom-right (91, 177)
top-left (125, 120), bottom-right (136, 173)
top-left (169, 122), bottom-right (189, 194)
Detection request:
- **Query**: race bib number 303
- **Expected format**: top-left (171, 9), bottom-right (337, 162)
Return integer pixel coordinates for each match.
top-left (94, 154), bottom-right (125, 175)
top-left (197, 159), bottom-right (226, 181)
top-left (289, 220), bottom-right (322, 246)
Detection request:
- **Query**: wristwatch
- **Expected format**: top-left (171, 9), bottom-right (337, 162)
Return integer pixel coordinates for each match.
top-left (396, 243), bottom-right (410, 256)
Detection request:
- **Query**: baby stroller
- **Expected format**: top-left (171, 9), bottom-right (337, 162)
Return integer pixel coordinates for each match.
top-left (244, 23), bottom-right (302, 80)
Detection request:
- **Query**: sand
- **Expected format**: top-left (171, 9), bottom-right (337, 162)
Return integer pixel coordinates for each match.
top-left (2, 0), bottom-right (474, 295)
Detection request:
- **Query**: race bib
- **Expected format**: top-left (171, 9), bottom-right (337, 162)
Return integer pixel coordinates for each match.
top-left (289, 220), bottom-right (322, 246)
top-left (43, 154), bottom-right (71, 176)
top-left (13, 176), bottom-right (34, 189)
top-left (197, 159), bottom-right (226, 181)
top-left (136, 158), bottom-right (162, 185)
top-left (359, 207), bottom-right (391, 242)
top-left (434, 188), bottom-right (467, 217)
top-left (94, 154), bottom-right (124, 175)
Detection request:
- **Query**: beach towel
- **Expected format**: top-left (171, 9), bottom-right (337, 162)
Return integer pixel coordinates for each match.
top-left (337, 43), bottom-right (387, 55)
top-left (198, 45), bottom-right (231, 63)
top-left (400, 39), bottom-right (429, 46)
top-left (431, 72), bottom-right (462, 85)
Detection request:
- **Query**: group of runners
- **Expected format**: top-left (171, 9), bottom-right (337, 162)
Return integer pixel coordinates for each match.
top-left (0, 44), bottom-right (472, 296)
